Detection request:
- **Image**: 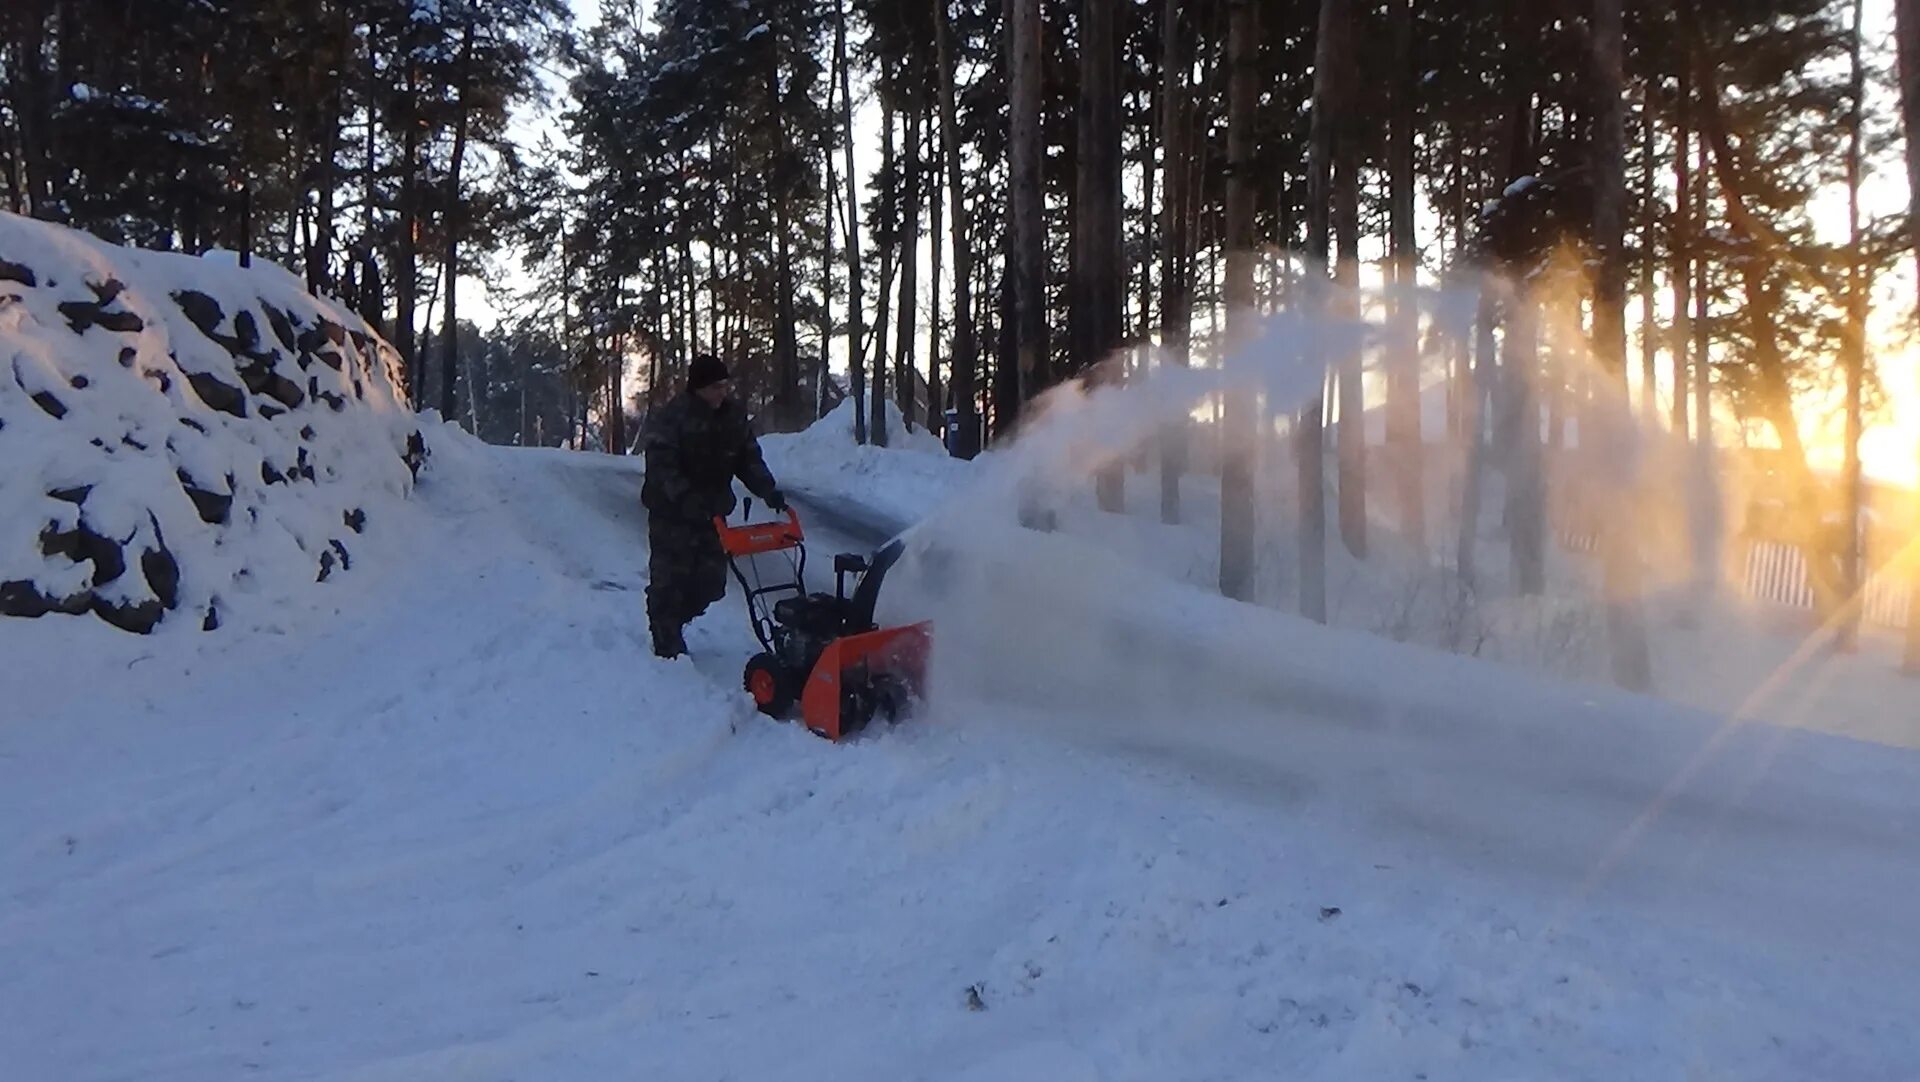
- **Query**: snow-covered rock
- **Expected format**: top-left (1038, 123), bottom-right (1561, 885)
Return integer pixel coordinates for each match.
top-left (0, 213), bottom-right (424, 633)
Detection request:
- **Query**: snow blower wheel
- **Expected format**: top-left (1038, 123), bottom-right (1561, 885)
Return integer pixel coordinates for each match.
top-left (744, 652), bottom-right (797, 717)
top-left (714, 502), bottom-right (932, 742)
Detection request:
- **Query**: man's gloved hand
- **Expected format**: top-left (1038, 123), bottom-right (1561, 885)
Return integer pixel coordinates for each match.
top-left (765, 490), bottom-right (789, 513)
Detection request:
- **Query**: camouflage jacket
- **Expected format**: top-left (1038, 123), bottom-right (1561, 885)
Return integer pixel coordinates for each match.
top-left (640, 391), bottom-right (779, 523)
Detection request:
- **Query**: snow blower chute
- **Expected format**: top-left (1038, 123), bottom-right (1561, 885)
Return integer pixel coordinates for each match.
top-left (714, 502), bottom-right (931, 741)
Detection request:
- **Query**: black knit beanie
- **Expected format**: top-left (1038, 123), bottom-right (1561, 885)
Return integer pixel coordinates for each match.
top-left (688, 354), bottom-right (730, 391)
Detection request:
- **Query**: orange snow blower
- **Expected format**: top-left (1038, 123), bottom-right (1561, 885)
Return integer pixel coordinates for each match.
top-left (714, 501), bottom-right (931, 741)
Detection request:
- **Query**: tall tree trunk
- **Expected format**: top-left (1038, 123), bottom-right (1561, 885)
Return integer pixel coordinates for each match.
top-left (440, 19), bottom-right (476, 423)
top-left (1387, 0), bottom-right (1423, 548)
top-left (0, 126), bottom-right (19, 215)
top-left (357, 248), bottom-right (384, 334)
top-left (1502, 298), bottom-right (1546, 593)
top-left (1137, 81), bottom-right (1156, 348)
top-left (820, 100), bottom-right (837, 419)
top-left (1220, 0), bottom-right (1260, 601)
top-left (1320, 7), bottom-right (1366, 559)
top-left (1448, 141), bottom-right (1469, 441)
top-left (1458, 287), bottom-right (1498, 587)
top-left (1671, 67), bottom-right (1692, 441)
top-left (1542, 298), bottom-right (1565, 452)
top-left (1691, 100), bottom-right (1718, 597)
top-left (609, 324), bottom-right (625, 454)
top-left (665, 229), bottom-right (683, 376)
top-left (1076, 0), bottom-right (1124, 511)
top-left (49, 0), bottom-right (76, 219)
top-left (311, 50), bottom-right (344, 295)
top-left (7, 2), bottom-right (54, 216)
top-left (1896, 0), bottom-right (1920, 671)
top-left (1297, 0), bottom-right (1346, 622)
top-left (561, 224), bottom-right (578, 445)
top-left (1334, 107), bottom-right (1365, 559)
top-left (896, 103), bottom-right (922, 433)
top-left (1496, 1), bottom-right (1543, 595)
top-left (925, 103), bottom-right (944, 436)
top-left (995, 258), bottom-right (1020, 440)
top-left (1840, 0), bottom-right (1869, 650)
top-left (1336, 157), bottom-right (1367, 564)
top-left (769, 51), bottom-right (802, 430)
top-left (933, 0), bottom-right (979, 457)
top-left (1008, 0), bottom-right (1047, 422)
top-left (363, 16), bottom-right (381, 257)
top-left (682, 180), bottom-right (701, 362)
top-left (645, 261), bottom-right (664, 414)
top-left (1158, 0), bottom-right (1193, 526)
top-left (396, 44), bottom-right (420, 405)
top-left (1639, 88), bottom-right (1658, 420)
top-left (873, 69), bottom-right (895, 448)
top-left (1590, 0), bottom-right (1654, 691)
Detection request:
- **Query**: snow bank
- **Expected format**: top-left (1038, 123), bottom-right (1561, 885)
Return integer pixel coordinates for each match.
top-left (761, 397), bottom-right (967, 526)
top-left (0, 213), bottom-right (424, 632)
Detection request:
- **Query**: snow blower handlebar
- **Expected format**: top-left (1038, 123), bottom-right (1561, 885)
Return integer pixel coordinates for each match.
top-left (715, 501), bottom-right (807, 653)
top-left (713, 504), bottom-right (804, 558)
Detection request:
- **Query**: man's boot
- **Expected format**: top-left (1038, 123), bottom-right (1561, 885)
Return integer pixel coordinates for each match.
top-left (651, 619), bottom-right (688, 659)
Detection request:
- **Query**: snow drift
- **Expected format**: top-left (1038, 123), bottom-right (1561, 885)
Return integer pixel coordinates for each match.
top-left (761, 397), bottom-right (963, 527)
top-left (0, 214), bottom-right (424, 632)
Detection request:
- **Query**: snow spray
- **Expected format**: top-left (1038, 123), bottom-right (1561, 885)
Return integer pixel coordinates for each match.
top-left (874, 274), bottom-right (1715, 735)
top-left (878, 287), bottom-right (1477, 726)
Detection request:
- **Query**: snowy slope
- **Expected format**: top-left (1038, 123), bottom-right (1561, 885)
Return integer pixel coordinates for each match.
top-left (0, 214), bottom-right (423, 632)
top-left (5, 417), bottom-right (1920, 1081)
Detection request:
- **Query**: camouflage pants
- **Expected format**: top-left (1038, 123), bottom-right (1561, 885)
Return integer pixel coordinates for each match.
top-left (646, 515), bottom-right (728, 634)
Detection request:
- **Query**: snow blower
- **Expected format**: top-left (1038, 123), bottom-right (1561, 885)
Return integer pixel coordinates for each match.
top-left (714, 501), bottom-right (931, 741)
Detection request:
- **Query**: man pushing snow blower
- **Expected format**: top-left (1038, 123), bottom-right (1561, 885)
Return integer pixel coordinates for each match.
top-left (640, 354), bottom-right (787, 659)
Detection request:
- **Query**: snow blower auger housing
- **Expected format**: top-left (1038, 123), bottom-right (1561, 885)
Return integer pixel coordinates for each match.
top-left (715, 502), bottom-right (931, 741)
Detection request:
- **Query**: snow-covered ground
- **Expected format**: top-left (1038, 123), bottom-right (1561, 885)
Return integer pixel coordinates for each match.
top-left (6, 413), bottom-right (1920, 1081)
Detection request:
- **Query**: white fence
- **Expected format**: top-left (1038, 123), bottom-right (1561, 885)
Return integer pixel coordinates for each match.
top-left (1741, 540), bottom-right (1913, 631)
top-left (1553, 531), bottom-right (1913, 631)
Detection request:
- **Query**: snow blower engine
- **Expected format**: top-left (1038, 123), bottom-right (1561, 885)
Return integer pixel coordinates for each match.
top-left (714, 502), bottom-right (931, 741)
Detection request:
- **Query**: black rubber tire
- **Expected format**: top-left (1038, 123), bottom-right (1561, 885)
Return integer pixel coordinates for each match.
top-left (744, 652), bottom-right (797, 717)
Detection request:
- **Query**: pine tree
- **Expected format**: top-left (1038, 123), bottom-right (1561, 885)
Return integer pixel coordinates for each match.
top-left (1157, 0), bottom-right (1193, 526)
top-left (1007, 0), bottom-right (1046, 422)
top-left (1897, 0), bottom-right (1920, 673)
top-left (1591, 0), bottom-right (1653, 691)
top-left (1386, 0), bottom-right (1424, 548)
top-left (1296, 0), bottom-right (1345, 623)
top-left (1671, 62), bottom-right (1693, 443)
top-left (931, 0), bottom-right (980, 457)
top-left (1218, 0), bottom-right (1259, 602)
top-left (1075, 0), bottom-right (1124, 512)
top-left (822, 0), bottom-right (864, 442)
top-left (1838, 0), bottom-right (1868, 651)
